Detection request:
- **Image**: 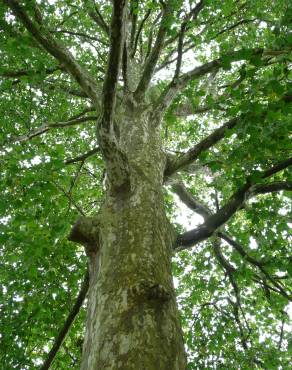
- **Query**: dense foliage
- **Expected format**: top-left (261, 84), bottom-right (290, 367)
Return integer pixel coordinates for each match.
top-left (0, 0), bottom-right (291, 368)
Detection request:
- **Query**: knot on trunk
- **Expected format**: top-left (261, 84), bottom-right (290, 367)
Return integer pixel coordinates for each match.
top-left (68, 216), bottom-right (99, 255)
top-left (130, 280), bottom-right (171, 302)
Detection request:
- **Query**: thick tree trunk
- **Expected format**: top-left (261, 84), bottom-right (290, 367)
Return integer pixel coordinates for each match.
top-left (73, 106), bottom-right (187, 369)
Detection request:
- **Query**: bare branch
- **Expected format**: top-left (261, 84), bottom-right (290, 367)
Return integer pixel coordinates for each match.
top-left (40, 271), bottom-right (89, 370)
top-left (171, 180), bottom-right (291, 302)
top-left (163, 0), bottom-right (205, 49)
top-left (217, 232), bottom-right (265, 268)
top-left (212, 237), bottom-right (236, 274)
top-left (53, 181), bottom-right (86, 216)
top-left (278, 317), bottom-right (285, 350)
top-left (165, 93), bottom-right (292, 177)
top-left (214, 19), bottom-right (256, 39)
top-left (262, 158), bottom-right (292, 179)
top-left (174, 0), bottom-right (205, 80)
top-left (173, 22), bottom-right (186, 80)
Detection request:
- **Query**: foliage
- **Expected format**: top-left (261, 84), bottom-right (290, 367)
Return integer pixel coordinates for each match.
top-left (0, 0), bottom-right (291, 369)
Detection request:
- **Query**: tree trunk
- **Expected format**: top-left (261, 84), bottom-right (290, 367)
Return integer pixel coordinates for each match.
top-left (69, 105), bottom-right (187, 369)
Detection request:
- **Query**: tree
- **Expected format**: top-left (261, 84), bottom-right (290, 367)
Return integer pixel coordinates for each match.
top-left (0, 0), bottom-right (291, 368)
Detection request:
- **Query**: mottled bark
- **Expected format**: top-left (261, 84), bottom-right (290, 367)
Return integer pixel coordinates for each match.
top-left (71, 103), bottom-right (186, 370)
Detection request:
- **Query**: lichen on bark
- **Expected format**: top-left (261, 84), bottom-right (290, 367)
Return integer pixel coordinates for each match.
top-left (75, 105), bottom-right (187, 370)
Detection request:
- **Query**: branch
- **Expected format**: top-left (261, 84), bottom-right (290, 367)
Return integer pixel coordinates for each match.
top-left (134, 3), bottom-right (171, 100)
top-left (212, 237), bottom-right (236, 274)
top-left (250, 181), bottom-right (292, 196)
top-left (262, 157), bottom-right (292, 179)
top-left (9, 116), bottom-right (97, 144)
top-left (214, 19), bottom-right (256, 39)
top-left (4, 0), bottom-right (98, 102)
top-left (217, 232), bottom-right (265, 268)
top-left (171, 180), bottom-right (266, 267)
top-left (174, 0), bottom-right (205, 80)
top-left (157, 39), bottom-right (195, 73)
top-left (0, 65), bottom-right (61, 79)
top-left (50, 29), bottom-right (108, 47)
top-left (172, 180), bottom-right (291, 301)
top-left (176, 158), bottom-right (292, 249)
top-left (163, 0), bottom-right (205, 49)
top-left (165, 117), bottom-right (238, 178)
top-left (44, 81), bottom-right (90, 98)
top-left (40, 270), bottom-right (89, 370)
top-left (53, 181), bottom-right (86, 216)
top-left (65, 147), bottom-right (100, 165)
top-left (84, 1), bottom-right (110, 36)
top-left (212, 239), bottom-right (251, 351)
top-left (131, 9), bottom-right (151, 58)
top-left (153, 48), bottom-right (265, 117)
top-left (99, 0), bottom-right (127, 132)
top-left (170, 180), bottom-right (210, 219)
top-left (96, 1), bottom-right (130, 190)
top-left (165, 94), bottom-right (292, 178)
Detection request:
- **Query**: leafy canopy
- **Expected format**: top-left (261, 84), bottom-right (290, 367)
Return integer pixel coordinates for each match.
top-left (0, 0), bottom-right (291, 369)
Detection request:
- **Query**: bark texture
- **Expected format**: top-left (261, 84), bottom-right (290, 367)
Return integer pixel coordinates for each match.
top-left (72, 102), bottom-right (186, 370)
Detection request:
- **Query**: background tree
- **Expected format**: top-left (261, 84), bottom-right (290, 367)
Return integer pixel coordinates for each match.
top-left (0, 0), bottom-right (291, 369)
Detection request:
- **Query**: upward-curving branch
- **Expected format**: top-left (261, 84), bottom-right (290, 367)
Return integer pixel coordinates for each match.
top-left (154, 47), bottom-right (288, 117)
top-left (99, 0), bottom-right (127, 132)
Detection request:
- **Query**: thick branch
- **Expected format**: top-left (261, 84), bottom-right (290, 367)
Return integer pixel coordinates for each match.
top-left (176, 159), bottom-right (292, 248)
top-left (172, 181), bottom-right (291, 301)
top-left (250, 181), bottom-right (292, 196)
top-left (262, 157), bottom-right (292, 179)
top-left (4, 0), bottom-right (98, 102)
top-left (40, 271), bottom-right (89, 370)
top-left (165, 117), bottom-right (238, 178)
top-left (99, 0), bottom-right (127, 131)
